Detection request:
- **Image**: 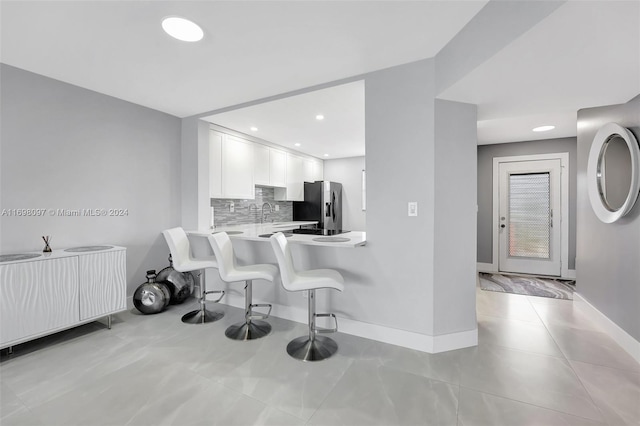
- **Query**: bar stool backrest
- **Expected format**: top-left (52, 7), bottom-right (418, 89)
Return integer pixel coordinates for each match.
top-left (208, 232), bottom-right (236, 282)
top-left (162, 227), bottom-right (195, 273)
top-left (269, 232), bottom-right (298, 291)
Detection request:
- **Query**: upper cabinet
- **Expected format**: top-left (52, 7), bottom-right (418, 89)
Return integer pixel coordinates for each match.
top-left (210, 130), bottom-right (255, 200)
top-left (210, 131), bottom-right (223, 198)
top-left (304, 157), bottom-right (324, 183)
top-left (253, 143), bottom-right (270, 186)
top-left (210, 128), bottom-right (323, 201)
top-left (254, 144), bottom-right (286, 188)
top-left (269, 148), bottom-right (287, 187)
top-left (285, 153), bottom-right (304, 201)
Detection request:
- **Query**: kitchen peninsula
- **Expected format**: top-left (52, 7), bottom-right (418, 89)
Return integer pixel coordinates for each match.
top-left (190, 221), bottom-right (366, 248)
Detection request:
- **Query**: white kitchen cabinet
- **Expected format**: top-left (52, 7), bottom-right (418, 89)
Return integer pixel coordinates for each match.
top-left (223, 135), bottom-right (255, 199)
top-left (209, 130), bottom-right (223, 198)
top-left (270, 148), bottom-right (287, 187)
top-left (279, 153), bottom-right (304, 201)
top-left (254, 144), bottom-right (286, 188)
top-left (304, 158), bottom-right (324, 183)
top-left (314, 159), bottom-right (324, 181)
top-left (210, 127), bottom-right (321, 201)
top-left (0, 247), bottom-right (127, 350)
top-left (210, 131), bottom-right (255, 200)
top-left (253, 143), bottom-right (270, 186)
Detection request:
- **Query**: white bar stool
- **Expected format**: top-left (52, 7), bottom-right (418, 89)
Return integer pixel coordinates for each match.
top-left (269, 232), bottom-right (344, 361)
top-left (162, 227), bottom-right (225, 324)
top-left (208, 232), bottom-right (278, 340)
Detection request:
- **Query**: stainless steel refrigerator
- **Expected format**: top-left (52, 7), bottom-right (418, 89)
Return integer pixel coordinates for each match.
top-left (293, 181), bottom-right (343, 232)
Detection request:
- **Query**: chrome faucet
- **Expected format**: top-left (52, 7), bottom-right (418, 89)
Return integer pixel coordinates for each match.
top-left (261, 202), bottom-right (273, 223)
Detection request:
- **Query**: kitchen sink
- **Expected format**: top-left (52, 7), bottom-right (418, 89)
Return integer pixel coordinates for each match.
top-left (64, 245), bottom-right (113, 252)
top-left (312, 237), bottom-right (351, 243)
top-left (258, 233), bottom-right (293, 238)
top-left (0, 253), bottom-right (42, 262)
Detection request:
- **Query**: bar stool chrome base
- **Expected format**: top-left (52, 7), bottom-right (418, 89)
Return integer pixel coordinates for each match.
top-left (224, 280), bottom-right (272, 340)
top-left (225, 320), bottom-right (272, 340)
top-left (287, 335), bottom-right (338, 362)
top-left (181, 270), bottom-right (225, 325)
top-left (182, 308), bottom-right (224, 324)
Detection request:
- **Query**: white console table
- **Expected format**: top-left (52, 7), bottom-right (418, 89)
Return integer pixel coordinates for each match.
top-left (0, 246), bottom-right (126, 351)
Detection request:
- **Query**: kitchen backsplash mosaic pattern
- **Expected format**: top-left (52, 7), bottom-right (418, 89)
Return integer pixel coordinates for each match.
top-left (211, 187), bottom-right (293, 227)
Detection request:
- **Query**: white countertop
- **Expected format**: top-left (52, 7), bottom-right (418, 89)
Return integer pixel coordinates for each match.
top-left (190, 221), bottom-right (366, 248)
top-left (0, 245), bottom-right (126, 264)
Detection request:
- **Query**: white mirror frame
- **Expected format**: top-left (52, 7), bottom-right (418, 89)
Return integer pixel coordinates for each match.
top-left (587, 122), bottom-right (640, 223)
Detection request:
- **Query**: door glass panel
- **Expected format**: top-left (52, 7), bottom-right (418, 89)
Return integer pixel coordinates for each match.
top-left (508, 172), bottom-right (550, 259)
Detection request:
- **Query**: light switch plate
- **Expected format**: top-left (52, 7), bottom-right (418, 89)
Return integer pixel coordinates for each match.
top-left (229, 201), bottom-right (234, 212)
top-left (408, 201), bottom-right (418, 216)
top-left (275, 204), bottom-right (279, 211)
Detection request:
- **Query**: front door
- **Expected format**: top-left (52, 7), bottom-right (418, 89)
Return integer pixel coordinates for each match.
top-left (498, 159), bottom-right (562, 276)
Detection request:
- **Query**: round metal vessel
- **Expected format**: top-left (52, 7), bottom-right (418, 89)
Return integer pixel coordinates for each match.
top-left (155, 255), bottom-right (195, 304)
top-left (133, 270), bottom-right (171, 314)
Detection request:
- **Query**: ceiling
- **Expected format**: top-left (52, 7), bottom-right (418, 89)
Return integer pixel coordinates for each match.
top-left (1, 1), bottom-right (638, 154)
top-left (439, 0), bottom-right (640, 144)
top-left (0, 0), bottom-right (485, 117)
top-left (203, 81), bottom-right (365, 159)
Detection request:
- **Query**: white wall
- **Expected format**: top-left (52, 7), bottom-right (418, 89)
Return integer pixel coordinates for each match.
top-left (0, 65), bottom-right (182, 295)
top-left (323, 156), bottom-right (366, 232)
top-left (576, 95), bottom-right (640, 341)
top-left (433, 99), bottom-right (478, 336)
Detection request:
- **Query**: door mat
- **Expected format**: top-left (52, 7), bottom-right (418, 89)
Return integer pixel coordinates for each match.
top-left (479, 272), bottom-right (575, 300)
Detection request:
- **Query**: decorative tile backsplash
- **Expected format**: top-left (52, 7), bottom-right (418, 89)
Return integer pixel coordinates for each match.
top-left (211, 187), bottom-right (293, 227)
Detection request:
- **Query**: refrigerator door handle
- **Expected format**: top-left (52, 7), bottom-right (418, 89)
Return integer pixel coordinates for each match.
top-left (325, 202), bottom-right (331, 217)
top-left (332, 192), bottom-right (336, 221)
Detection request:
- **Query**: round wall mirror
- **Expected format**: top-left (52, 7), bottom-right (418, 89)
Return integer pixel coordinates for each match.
top-left (587, 122), bottom-right (640, 223)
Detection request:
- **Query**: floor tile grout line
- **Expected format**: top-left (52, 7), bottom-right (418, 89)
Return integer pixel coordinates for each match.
top-left (201, 374), bottom-right (309, 424)
top-left (0, 384), bottom-right (32, 421)
top-left (457, 384), bottom-right (607, 424)
top-left (476, 312), bottom-right (568, 358)
top-left (292, 355), bottom-right (356, 424)
top-left (360, 357), bottom-right (462, 389)
top-left (0, 401), bottom-right (40, 424)
top-left (565, 357), bottom-right (640, 374)
top-left (477, 298), bottom-right (569, 362)
top-left (475, 338), bottom-right (567, 361)
top-left (564, 363), bottom-right (610, 425)
top-left (454, 382), bottom-right (462, 426)
top-left (528, 295), bottom-right (610, 424)
top-left (528, 296), bottom-right (640, 372)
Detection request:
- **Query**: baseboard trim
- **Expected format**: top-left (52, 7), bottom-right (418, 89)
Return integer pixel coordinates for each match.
top-left (218, 294), bottom-right (477, 354)
top-left (574, 292), bottom-right (640, 364)
top-left (432, 328), bottom-right (479, 353)
top-left (477, 262), bottom-right (496, 273)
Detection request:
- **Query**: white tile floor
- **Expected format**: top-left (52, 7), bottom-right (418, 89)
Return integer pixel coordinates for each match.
top-left (1, 282), bottom-right (639, 425)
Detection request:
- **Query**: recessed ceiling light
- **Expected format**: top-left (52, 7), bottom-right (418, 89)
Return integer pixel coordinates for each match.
top-left (316, 114), bottom-right (325, 121)
top-left (250, 126), bottom-right (258, 132)
top-left (162, 17), bottom-right (204, 42)
top-left (323, 154), bottom-right (329, 157)
top-left (294, 143), bottom-right (301, 147)
top-left (532, 125), bottom-right (555, 132)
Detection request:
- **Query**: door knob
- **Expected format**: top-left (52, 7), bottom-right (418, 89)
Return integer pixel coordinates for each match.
top-left (500, 224), bottom-right (506, 228)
